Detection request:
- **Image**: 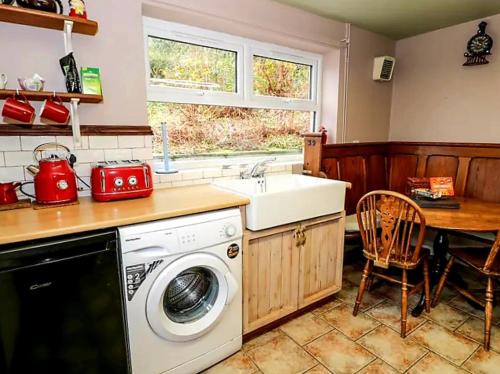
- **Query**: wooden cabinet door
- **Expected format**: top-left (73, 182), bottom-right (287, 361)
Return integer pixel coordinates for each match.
top-left (243, 229), bottom-right (299, 333)
top-left (298, 216), bottom-right (345, 308)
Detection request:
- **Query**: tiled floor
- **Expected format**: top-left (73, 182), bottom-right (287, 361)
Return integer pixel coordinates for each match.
top-left (206, 260), bottom-right (500, 374)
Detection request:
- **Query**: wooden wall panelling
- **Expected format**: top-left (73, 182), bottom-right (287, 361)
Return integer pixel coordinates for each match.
top-left (425, 155), bottom-right (459, 179)
top-left (303, 139), bottom-right (500, 207)
top-left (388, 154), bottom-right (419, 193)
top-left (455, 157), bottom-right (472, 196)
top-left (321, 158), bottom-right (339, 180)
top-left (338, 156), bottom-right (367, 215)
top-left (366, 154), bottom-right (388, 191)
top-left (465, 158), bottom-right (500, 202)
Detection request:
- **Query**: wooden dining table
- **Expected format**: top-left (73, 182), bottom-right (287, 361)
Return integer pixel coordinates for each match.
top-left (411, 197), bottom-right (500, 316)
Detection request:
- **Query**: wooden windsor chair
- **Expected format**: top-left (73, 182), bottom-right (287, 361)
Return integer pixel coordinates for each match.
top-left (352, 191), bottom-right (431, 338)
top-left (432, 232), bottom-right (500, 350)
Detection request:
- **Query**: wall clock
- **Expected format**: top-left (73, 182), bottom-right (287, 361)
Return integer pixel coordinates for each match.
top-left (464, 21), bottom-right (493, 66)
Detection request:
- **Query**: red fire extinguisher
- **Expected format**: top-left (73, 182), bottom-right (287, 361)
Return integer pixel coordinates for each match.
top-left (319, 125), bottom-right (328, 145)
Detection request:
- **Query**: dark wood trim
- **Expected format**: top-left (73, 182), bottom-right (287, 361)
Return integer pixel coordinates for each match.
top-left (0, 125), bottom-right (153, 136)
top-left (0, 90), bottom-right (103, 104)
top-left (0, 4), bottom-right (98, 35)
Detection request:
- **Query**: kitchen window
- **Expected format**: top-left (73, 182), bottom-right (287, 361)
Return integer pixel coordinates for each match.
top-left (144, 17), bottom-right (322, 163)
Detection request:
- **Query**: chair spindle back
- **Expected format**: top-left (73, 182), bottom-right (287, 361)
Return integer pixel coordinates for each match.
top-left (357, 191), bottom-right (427, 269)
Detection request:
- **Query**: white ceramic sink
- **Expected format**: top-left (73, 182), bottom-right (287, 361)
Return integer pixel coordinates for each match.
top-left (213, 174), bottom-right (347, 231)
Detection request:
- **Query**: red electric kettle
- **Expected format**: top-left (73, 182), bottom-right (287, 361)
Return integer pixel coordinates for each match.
top-left (26, 143), bottom-right (78, 205)
top-left (0, 182), bottom-right (21, 205)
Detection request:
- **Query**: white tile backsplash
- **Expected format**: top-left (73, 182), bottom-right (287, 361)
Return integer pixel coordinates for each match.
top-left (20, 136), bottom-right (57, 151)
top-left (180, 169), bottom-right (204, 181)
top-left (4, 151), bottom-right (34, 166)
top-left (104, 149), bottom-right (133, 161)
top-left (118, 136), bottom-right (145, 149)
top-left (132, 147), bottom-right (153, 160)
top-left (0, 166), bottom-right (25, 182)
top-left (55, 136), bottom-right (89, 150)
top-left (89, 136), bottom-right (118, 149)
top-left (0, 136), bottom-right (21, 151)
top-left (74, 149), bottom-right (105, 163)
top-left (0, 134), bottom-right (297, 191)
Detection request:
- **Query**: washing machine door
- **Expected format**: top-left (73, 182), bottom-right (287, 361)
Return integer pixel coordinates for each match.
top-left (146, 252), bottom-right (238, 342)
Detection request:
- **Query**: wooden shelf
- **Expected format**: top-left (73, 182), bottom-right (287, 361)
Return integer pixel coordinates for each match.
top-left (0, 89), bottom-right (103, 104)
top-left (0, 4), bottom-right (98, 35)
top-left (0, 125), bottom-right (154, 136)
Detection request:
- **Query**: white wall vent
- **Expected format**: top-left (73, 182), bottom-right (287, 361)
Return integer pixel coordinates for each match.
top-left (373, 56), bottom-right (396, 81)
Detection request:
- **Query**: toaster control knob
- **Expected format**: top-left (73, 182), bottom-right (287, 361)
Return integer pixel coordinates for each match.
top-left (114, 177), bottom-right (124, 187)
top-left (128, 176), bottom-right (138, 186)
top-left (57, 180), bottom-right (69, 190)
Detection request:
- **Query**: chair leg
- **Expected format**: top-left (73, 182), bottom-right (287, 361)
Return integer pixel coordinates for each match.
top-left (431, 256), bottom-right (455, 308)
top-left (401, 269), bottom-right (408, 338)
top-left (484, 277), bottom-right (494, 351)
top-left (423, 257), bottom-right (431, 313)
top-left (353, 259), bottom-right (373, 316)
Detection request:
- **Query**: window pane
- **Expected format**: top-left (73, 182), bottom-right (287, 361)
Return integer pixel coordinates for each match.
top-left (148, 36), bottom-right (237, 92)
top-left (148, 102), bottom-right (311, 159)
top-left (253, 56), bottom-right (311, 99)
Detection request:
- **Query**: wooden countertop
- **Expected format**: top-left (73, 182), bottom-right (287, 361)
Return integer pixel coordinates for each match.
top-left (0, 185), bottom-right (249, 245)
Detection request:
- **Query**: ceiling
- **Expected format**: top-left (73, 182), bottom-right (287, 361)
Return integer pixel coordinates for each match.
top-left (274, 0), bottom-right (500, 39)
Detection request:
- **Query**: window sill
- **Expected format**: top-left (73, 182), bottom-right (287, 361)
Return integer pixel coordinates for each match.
top-left (153, 153), bottom-right (303, 172)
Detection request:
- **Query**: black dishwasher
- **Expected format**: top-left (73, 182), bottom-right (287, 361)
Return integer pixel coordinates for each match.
top-left (0, 230), bottom-right (130, 374)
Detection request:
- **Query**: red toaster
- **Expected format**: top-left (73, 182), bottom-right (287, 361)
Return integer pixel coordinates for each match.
top-left (91, 160), bottom-right (153, 202)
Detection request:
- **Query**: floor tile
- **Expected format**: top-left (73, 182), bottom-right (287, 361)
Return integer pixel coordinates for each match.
top-left (367, 300), bottom-right (426, 335)
top-left (342, 264), bottom-right (363, 285)
top-left (456, 317), bottom-right (500, 353)
top-left (204, 351), bottom-right (259, 374)
top-left (280, 312), bottom-right (333, 345)
top-left (357, 325), bottom-right (428, 372)
top-left (305, 329), bottom-right (375, 374)
top-left (310, 298), bottom-right (344, 316)
top-left (304, 364), bottom-right (331, 373)
top-left (406, 352), bottom-right (466, 374)
top-left (356, 359), bottom-right (398, 373)
top-left (321, 303), bottom-right (380, 339)
top-left (335, 281), bottom-right (385, 312)
top-left (447, 296), bottom-right (500, 324)
top-left (463, 348), bottom-right (500, 374)
top-left (371, 282), bottom-right (421, 307)
top-left (247, 334), bottom-right (317, 374)
top-left (410, 322), bottom-right (479, 366)
top-left (423, 302), bottom-right (469, 330)
top-left (242, 329), bottom-right (284, 352)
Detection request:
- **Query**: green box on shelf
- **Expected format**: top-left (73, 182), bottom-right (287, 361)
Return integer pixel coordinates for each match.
top-left (81, 67), bottom-right (102, 95)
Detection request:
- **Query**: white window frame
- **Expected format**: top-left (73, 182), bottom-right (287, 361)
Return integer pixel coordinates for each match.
top-left (143, 17), bottom-right (322, 116)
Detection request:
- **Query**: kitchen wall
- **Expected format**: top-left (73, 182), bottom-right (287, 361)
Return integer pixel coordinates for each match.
top-left (344, 26), bottom-right (395, 142)
top-left (390, 13), bottom-right (500, 143)
top-left (0, 0), bottom-right (395, 141)
top-left (0, 1), bottom-right (397, 188)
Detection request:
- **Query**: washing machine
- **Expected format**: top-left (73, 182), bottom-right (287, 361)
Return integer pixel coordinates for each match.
top-left (118, 208), bottom-right (243, 374)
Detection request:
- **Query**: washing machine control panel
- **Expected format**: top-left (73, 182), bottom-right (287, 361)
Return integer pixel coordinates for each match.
top-left (119, 209), bottom-right (243, 256)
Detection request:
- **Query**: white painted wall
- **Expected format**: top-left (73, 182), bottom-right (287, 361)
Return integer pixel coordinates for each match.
top-left (390, 13), bottom-right (500, 143)
top-left (0, 0), bottom-right (395, 143)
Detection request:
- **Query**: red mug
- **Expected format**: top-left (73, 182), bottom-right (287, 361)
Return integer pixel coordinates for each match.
top-left (40, 96), bottom-right (70, 124)
top-left (0, 182), bottom-right (21, 205)
top-left (2, 94), bottom-right (35, 124)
